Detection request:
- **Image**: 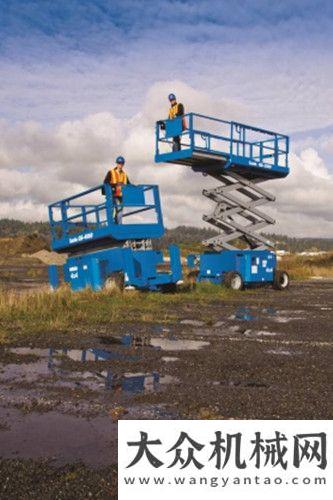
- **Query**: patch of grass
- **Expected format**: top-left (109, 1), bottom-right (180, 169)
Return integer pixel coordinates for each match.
top-left (280, 252), bottom-right (333, 280)
top-left (0, 282), bottom-right (237, 341)
top-left (190, 281), bottom-right (240, 298)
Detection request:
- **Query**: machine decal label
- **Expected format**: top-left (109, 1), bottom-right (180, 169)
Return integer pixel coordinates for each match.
top-left (69, 232), bottom-right (94, 244)
top-left (251, 265), bottom-right (258, 274)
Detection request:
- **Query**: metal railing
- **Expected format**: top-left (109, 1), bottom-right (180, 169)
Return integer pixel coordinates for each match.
top-left (156, 112), bottom-right (289, 169)
top-left (48, 183), bottom-right (163, 246)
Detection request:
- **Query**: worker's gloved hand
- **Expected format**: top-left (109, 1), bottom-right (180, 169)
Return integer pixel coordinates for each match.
top-left (157, 120), bottom-right (166, 130)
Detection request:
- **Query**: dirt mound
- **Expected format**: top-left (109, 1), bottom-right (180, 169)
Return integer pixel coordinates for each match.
top-left (29, 250), bottom-right (67, 265)
top-left (0, 234), bottom-right (49, 257)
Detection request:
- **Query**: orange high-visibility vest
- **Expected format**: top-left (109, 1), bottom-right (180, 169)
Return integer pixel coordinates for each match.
top-left (168, 103), bottom-right (187, 129)
top-left (169, 102), bottom-right (180, 119)
top-left (110, 167), bottom-right (128, 197)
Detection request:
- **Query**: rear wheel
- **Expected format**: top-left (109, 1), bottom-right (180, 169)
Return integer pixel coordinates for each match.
top-left (273, 270), bottom-right (289, 290)
top-left (224, 271), bottom-right (244, 291)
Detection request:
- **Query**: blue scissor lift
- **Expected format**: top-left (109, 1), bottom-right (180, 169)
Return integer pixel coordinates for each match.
top-left (48, 182), bottom-right (182, 292)
top-left (155, 113), bottom-right (290, 290)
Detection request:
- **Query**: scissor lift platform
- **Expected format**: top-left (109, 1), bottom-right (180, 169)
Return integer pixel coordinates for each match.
top-left (48, 183), bottom-right (182, 292)
top-left (49, 183), bottom-right (164, 253)
top-left (155, 113), bottom-right (289, 180)
top-left (154, 112), bottom-right (290, 290)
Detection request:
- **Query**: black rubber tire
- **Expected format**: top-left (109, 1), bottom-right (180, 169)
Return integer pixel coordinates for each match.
top-left (223, 271), bottom-right (244, 291)
top-left (273, 270), bottom-right (290, 290)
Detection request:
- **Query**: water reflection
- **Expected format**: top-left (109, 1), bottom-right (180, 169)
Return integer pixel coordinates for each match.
top-left (99, 333), bottom-right (151, 347)
top-left (48, 347), bottom-right (139, 364)
top-left (102, 371), bottom-right (177, 393)
top-left (234, 306), bottom-right (278, 321)
top-left (99, 334), bottom-right (209, 351)
top-left (6, 347), bottom-right (177, 394)
top-left (150, 338), bottom-right (210, 351)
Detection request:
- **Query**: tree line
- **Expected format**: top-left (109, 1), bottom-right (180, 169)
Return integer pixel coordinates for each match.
top-left (0, 219), bottom-right (332, 252)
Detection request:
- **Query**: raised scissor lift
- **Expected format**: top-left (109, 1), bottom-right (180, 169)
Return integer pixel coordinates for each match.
top-left (155, 113), bottom-right (290, 289)
top-left (48, 182), bottom-right (182, 292)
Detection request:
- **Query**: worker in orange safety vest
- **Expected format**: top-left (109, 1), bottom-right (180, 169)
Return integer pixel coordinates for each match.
top-left (157, 93), bottom-right (185, 151)
top-left (168, 93), bottom-right (185, 151)
top-left (103, 156), bottom-right (131, 224)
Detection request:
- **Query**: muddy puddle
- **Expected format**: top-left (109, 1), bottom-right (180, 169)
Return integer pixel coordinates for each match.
top-left (0, 406), bottom-right (117, 467)
top-left (230, 306), bottom-right (305, 323)
top-left (265, 348), bottom-right (302, 356)
top-left (244, 330), bottom-right (279, 337)
top-left (0, 347), bottom-right (179, 395)
top-left (0, 401), bottom-right (178, 467)
top-left (150, 338), bottom-right (210, 351)
top-left (230, 306), bottom-right (277, 321)
top-left (0, 345), bottom-right (181, 467)
top-left (99, 331), bottom-right (211, 351)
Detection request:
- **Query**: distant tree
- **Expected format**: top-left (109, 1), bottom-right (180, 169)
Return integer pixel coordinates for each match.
top-left (0, 220), bottom-right (332, 252)
top-left (0, 219), bottom-right (50, 239)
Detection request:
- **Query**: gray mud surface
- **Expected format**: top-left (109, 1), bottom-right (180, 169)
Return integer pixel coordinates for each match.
top-left (0, 279), bottom-right (332, 498)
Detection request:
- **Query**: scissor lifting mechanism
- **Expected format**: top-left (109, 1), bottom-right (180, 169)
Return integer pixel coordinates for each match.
top-left (155, 112), bottom-right (290, 290)
top-left (48, 183), bottom-right (182, 292)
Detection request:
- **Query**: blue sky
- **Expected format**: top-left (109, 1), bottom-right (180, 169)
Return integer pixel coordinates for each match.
top-left (0, 0), bottom-right (332, 235)
top-left (1, 0), bottom-right (333, 130)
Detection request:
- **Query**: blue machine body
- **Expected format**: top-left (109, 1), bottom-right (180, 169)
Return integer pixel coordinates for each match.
top-left (57, 244), bottom-right (182, 292)
top-left (155, 113), bottom-right (289, 180)
top-left (187, 249), bottom-right (276, 285)
top-left (48, 183), bottom-right (182, 292)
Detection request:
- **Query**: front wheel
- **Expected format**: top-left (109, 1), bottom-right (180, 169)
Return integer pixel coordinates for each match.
top-left (273, 270), bottom-right (290, 290)
top-left (223, 271), bottom-right (244, 291)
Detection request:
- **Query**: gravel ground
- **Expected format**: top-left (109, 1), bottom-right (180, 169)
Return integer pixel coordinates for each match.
top-left (0, 279), bottom-right (332, 498)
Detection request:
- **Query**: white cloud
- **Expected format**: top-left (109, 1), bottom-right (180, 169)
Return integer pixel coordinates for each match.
top-left (0, 200), bottom-right (46, 222)
top-left (266, 150), bottom-right (333, 236)
top-left (296, 148), bottom-right (330, 180)
top-left (0, 81), bottom-right (332, 237)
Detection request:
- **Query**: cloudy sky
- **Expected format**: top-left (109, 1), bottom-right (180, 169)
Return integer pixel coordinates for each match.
top-left (0, 0), bottom-right (333, 237)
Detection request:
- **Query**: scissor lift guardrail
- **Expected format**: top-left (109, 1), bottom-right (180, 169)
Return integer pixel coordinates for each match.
top-left (49, 183), bottom-right (164, 253)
